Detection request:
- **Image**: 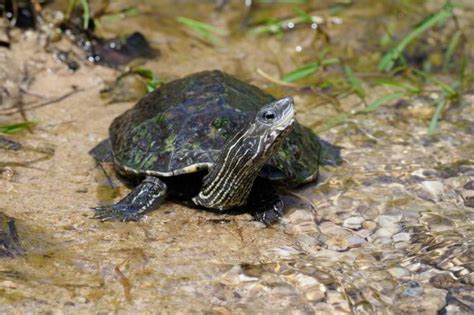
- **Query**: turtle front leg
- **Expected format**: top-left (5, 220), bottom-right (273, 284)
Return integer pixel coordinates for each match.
top-left (247, 177), bottom-right (284, 226)
top-left (94, 176), bottom-right (167, 221)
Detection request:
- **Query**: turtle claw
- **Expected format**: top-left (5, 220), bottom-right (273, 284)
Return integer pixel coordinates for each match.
top-left (253, 201), bottom-right (283, 226)
top-left (92, 205), bottom-right (141, 222)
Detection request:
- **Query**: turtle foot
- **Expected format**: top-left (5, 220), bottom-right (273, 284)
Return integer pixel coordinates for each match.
top-left (92, 176), bottom-right (168, 222)
top-left (253, 200), bottom-right (284, 226)
top-left (93, 204), bottom-right (142, 222)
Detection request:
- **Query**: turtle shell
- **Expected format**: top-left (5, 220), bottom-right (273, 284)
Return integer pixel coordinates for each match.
top-left (109, 70), bottom-right (334, 187)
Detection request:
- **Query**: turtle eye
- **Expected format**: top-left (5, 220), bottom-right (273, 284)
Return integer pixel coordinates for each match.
top-left (262, 110), bottom-right (276, 121)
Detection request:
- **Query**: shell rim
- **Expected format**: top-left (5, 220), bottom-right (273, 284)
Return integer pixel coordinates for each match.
top-left (115, 157), bottom-right (319, 185)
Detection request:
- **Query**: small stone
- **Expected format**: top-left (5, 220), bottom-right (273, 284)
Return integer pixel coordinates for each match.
top-left (347, 235), bottom-right (366, 247)
top-left (284, 209), bottom-right (318, 234)
top-left (319, 221), bottom-right (351, 237)
top-left (343, 216), bottom-right (363, 229)
top-left (293, 274), bottom-right (326, 302)
top-left (269, 246), bottom-right (301, 258)
top-left (325, 236), bottom-right (349, 251)
top-left (377, 215), bottom-right (402, 227)
top-left (392, 232), bottom-right (410, 243)
top-left (460, 165), bottom-right (474, 175)
top-left (405, 263), bottom-right (421, 272)
top-left (326, 290), bottom-right (350, 311)
top-left (464, 180), bottom-right (474, 190)
top-left (388, 267), bottom-right (410, 279)
top-left (0, 167), bottom-right (14, 181)
top-left (356, 229), bottom-right (373, 238)
top-left (421, 181), bottom-right (444, 200)
top-left (419, 288), bottom-right (448, 312)
top-left (400, 281), bottom-right (424, 298)
top-left (305, 288), bottom-right (326, 302)
top-left (362, 220), bottom-right (377, 230)
top-left (430, 273), bottom-right (457, 288)
top-left (372, 236), bottom-right (392, 245)
top-left (373, 227), bottom-right (396, 238)
top-left (461, 190), bottom-right (474, 208)
top-left (313, 271), bottom-right (335, 285)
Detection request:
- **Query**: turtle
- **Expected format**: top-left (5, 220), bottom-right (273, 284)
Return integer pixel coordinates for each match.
top-left (90, 70), bottom-right (340, 225)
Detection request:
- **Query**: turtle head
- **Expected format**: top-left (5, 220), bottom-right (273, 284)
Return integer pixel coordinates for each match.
top-left (193, 96), bottom-right (294, 210)
top-left (252, 96), bottom-right (295, 153)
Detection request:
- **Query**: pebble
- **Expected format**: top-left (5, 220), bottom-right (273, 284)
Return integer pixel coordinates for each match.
top-left (392, 232), bottom-right (411, 243)
top-left (421, 181), bottom-right (444, 200)
top-left (461, 190), bottom-right (474, 208)
top-left (294, 274), bottom-right (326, 302)
top-left (284, 209), bottom-right (318, 234)
top-left (463, 180), bottom-right (474, 190)
top-left (325, 236), bottom-right (349, 251)
top-left (400, 280), bottom-right (424, 297)
top-left (343, 216), bottom-right (364, 229)
top-left (362, 220), bottom-right (377, 230)
top-left (419, 288), bottom-right (448, 312)
top-left (373, 227), bottom-right (397, 238)
top-left (0, 167), bottom-right (14, 181)
top-left (347, 235), bottom-right (366, 247)
top-left (405, 263), bottom-right (421, 272)
top-left (377, 214), bottom-right (402, 227)
top-left (372, 237), bottom-right (392, 246)
top-left (388, 267), bottom-right (410, 279)
top-left (356, 229), bottom-right (373, 238)
top-left (269, 246), bottom-right (301, 259)
top-left (326, 290), bottom-right (351, 312)
top-left (319, 221), bottom-right (351, 237)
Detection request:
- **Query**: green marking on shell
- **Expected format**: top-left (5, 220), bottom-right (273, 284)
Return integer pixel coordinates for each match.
top-left (211, 116), bottom-right (230, 129)
top-left (164, 134), bottom-right (177, 152)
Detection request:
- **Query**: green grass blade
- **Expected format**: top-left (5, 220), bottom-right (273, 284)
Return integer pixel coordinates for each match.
top-left (134, 68), bottom-right (154, 80)
top-left (100, 7), bottom-right (140, 23)
top-left (176, 17), bottom-right (225, 44)
top-left (80, 0), bottom-right (90, 29)
top-left (378, 2), bottom-right (453, 72)
top-left (344, 65), bottom-right (365, 100)
top-left (443, 30), bottom-right (462, 71)
top-left (374, 78), bottom-right (421, 94)
top-left (0, 121), bottom-right (36, 134)
top-left (281, 58), bottom-right (339, 83)
top-left (315, 92), bottom-right (404, 133)
top-left (321, 58), bottom-right (340, 66)
top-left (134, 68), bottom-right (163, 92)
top-left (292, 7), bottom-right (312, 22)
top-left (427, 95), bottom-right (447, 135)
top-left (357, 92), bottom-right (404, 114)
top-left (430, 78), bottom-right (458, 98)
top-left (413, 69), bottom-right (458, 98)
top-left (177, 17), bottom-right (225, 35)
top-left (315, 113), bottom-right (351, 133)
top-left (281, 63), bottom-right (320, 82)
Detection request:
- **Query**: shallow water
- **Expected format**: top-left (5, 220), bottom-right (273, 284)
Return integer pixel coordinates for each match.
top-left (1, 0), bottom-right (473, 313)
